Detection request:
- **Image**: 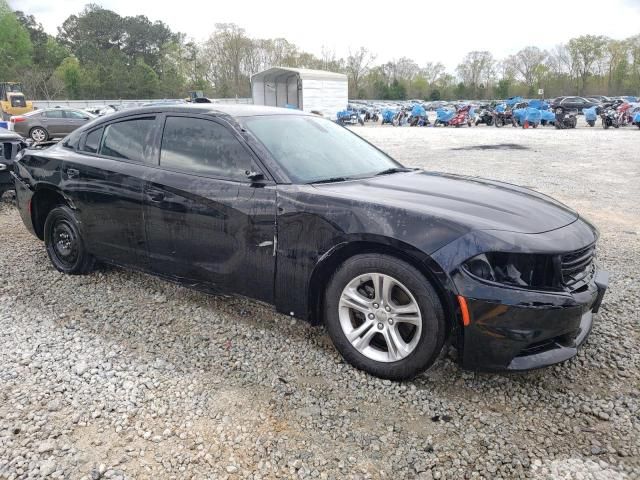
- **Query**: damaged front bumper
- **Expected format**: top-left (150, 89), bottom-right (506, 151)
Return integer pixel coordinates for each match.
top-left (457, 269), bottom-right (608, 372)
top-left (430, 219), bottom-right (608, 372)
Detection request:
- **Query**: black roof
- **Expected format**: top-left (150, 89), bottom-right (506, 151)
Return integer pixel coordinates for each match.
top-left (109, 104), bottom-right (311, 120)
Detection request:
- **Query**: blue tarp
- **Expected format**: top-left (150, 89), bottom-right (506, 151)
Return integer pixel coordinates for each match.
top-left (524, 108), bottom-right (541, 124)
top-left (411, 104), bottom-right (426, 117)
top-left (528, 99), bottom-right (549, 110)
top-left (633, 112), bottom-right (640, 123)
top-left (436, 108), bottom-right (455, 122)
top-left (506, 96), bottom-right (523, 106)
top-left (337, 109), bottom-right (358, 121)
top-left (623, 96), bottom-right (638, 103)
top-left (382, 109), bottom-right (396, 123)
top-left (513, 107), bottom-right (542, 125)
top-left (540, 110), bottom-right (555, 123)
top-left (495, 103), bottom-right (506, 113)
top-left (583, 106), bottom-right (598, 122)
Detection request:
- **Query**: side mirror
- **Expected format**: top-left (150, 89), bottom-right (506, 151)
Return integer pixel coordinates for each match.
top-left (245, 170), bottom-right (265, 182)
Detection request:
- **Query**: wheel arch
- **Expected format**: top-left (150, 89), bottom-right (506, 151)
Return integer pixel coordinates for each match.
top-left (307, 236), bottom-right (458, 335)
top-left (31, 185), bottom-right (71, 240)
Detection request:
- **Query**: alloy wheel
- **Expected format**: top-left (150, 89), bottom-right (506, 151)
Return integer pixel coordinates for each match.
top-left (338, 273), bottom-right (422, 363)
top-left (31, 128), bottom-right (47, 142)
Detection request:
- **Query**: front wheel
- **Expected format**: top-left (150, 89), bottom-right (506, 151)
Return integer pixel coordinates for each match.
top-left (44, 206), bottom-right (95, 274)
top-left (324, 254), bottom-right (446, 380)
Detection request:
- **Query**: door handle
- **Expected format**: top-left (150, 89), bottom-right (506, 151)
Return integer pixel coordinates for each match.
top-left (147, 189), bottom-right (165, 202)
top-left (66, 168), bottom-right (79, 179)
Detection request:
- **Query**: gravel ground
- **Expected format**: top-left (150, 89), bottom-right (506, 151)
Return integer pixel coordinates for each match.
top-left (1, 124), bottom-right (639, 479)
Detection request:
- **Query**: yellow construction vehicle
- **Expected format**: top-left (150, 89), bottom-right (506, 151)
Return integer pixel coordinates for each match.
top-left (1, 82), bottom-right (33, 121)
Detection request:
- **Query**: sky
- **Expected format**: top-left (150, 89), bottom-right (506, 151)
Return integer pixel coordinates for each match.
top-left (9, 0), bottom-right (640, 70)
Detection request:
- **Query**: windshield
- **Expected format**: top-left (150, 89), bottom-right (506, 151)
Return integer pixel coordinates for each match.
top-left (243, 115), bottom-right (402, 183)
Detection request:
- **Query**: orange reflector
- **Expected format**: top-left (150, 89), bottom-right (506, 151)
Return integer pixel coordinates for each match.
top-left (457, 295), bottom-right (470, 326)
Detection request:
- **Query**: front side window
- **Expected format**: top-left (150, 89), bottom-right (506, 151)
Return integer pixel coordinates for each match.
top-left (100, 117), bottom-right (155, 163)
top-left (160, 116), bottom-right (252, 181)
top-left (83, 127), bottom-right (104, 154)
top-left (243, 115), bottom-right (400, 183)
top-left (65, 110), bottom-right (88, 119)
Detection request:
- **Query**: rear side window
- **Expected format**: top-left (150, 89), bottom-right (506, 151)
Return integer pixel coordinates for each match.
top-left (100, 117), bottom-right (155, 163)
top-left (83, 127), bottom-right (104, 153)
top-left (44, 110), bottom-right (64, 119)
top-left (160, 116), bottom-right (252, 181)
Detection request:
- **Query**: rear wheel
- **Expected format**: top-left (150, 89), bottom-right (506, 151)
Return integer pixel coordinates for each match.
top-left (44, 206), bottom-right (95, 274)
top-left (324, 254), bottom-right (446, 380)
top-left (30, 127), bottom-right (49, 142)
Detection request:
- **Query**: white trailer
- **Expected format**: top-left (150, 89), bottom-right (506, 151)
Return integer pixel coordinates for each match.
top-left (251, 67), bottom-right (348, 120)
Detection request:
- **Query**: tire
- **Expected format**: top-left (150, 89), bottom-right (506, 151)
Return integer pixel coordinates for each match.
top-left (44, 206), bottom-right (95, 275)
top-left (494, 118), bottom-right (504, 128)
top-left (324, 254), bottom-right (446, 380)
top-left (486, 117), bottom-right (493, 126)
top-left (30, 127), bottom-right (49, 142)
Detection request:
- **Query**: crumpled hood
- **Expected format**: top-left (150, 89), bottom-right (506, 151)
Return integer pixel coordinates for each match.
top-left (314, 171), bottom-right (578, 234)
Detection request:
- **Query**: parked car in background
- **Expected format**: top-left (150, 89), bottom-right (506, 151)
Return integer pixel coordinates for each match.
top-left (0, 128), bottom-right (27, 195)
top-left (9, 108), bottom-right (95, 142)
top-left (550, 96), bottom-right (598, 112)
top-left (12, 104), bottom-right (607, 380)
top-left (85, 105), bottom-right (120, 117)
top-left (586, 96), bottom-right (610, 103)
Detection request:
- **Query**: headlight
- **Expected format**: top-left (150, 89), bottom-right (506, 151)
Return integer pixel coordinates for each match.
top-left (463, 253), bottom-right (558, 290)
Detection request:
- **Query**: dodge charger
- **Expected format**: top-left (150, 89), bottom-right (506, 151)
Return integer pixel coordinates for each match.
top-left (11, 105), bottom-right (608, 380)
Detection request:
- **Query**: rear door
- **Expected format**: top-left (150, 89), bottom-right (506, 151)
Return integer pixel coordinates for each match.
top-left (62, 114), bottom-right (159, 268)
top-left (143, 114), bottom-right (277, 301)
top-left (42, 109), bottom-right (66, 136)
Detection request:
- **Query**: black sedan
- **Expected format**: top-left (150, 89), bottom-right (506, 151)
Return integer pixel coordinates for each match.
top-left (0, 128), bottom-right (27, 195)
top-left (11, 105), bottom-right (608, 380)
top-left (550, 96), bottom-right (599, 112)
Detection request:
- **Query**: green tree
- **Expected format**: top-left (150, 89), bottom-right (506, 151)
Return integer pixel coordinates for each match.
top-left (129, 59), bottom-right (160, 98)
top-left (567, 35), bottom-right (608, 94)
top-left (55, 56), bottom-right (82, 98)
top-left (0, 1), bottom-right (33, 80)
top-left (495, 79), bottom-right (510, 99)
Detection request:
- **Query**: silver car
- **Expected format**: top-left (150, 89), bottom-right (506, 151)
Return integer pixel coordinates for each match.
top-left (9, 108), bottom-right (95, 142)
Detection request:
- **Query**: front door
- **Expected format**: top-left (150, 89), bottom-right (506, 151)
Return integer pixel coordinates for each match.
top-left (143, 114), bottom-right (277, 302)
top-left (63, 109), bottom-right (91, 135)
